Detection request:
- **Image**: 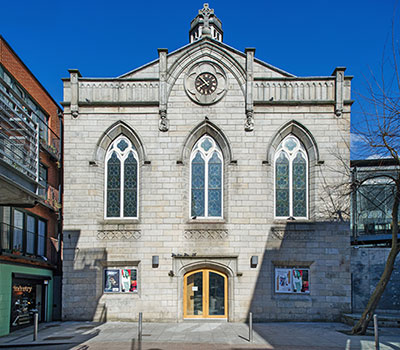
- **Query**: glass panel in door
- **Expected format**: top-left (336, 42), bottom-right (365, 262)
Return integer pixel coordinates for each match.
top-left (185, 271), bottom-right (203, 316)
top-left (208, 271), bottom-right (225, 316)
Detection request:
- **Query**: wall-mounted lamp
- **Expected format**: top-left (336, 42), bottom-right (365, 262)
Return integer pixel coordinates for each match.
top-left (152, 256), bottom-right (159, 268)
top-left (250, 256), bottom-right (258, 268)
top-left (168, 270), bottom-right (174, 277)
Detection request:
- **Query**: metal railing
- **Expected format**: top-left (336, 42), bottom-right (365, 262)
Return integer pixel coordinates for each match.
top-left (39, 128), bottom-right (61, 160)
top-left (0, 83), bottom-right (39, 181)
top-left (38, 184), bottom-right (61, 210)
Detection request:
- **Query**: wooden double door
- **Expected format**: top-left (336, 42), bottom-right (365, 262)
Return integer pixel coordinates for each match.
top-left (183, 269), bottom-right (227, 319)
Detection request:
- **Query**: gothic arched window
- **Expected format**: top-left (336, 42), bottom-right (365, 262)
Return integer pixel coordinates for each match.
top-left (275, 135), bottom-right (308, 219)
top-left (190, 135), bottom-right (223, 218)
top-left (105, 136), bottom-right (138, 218)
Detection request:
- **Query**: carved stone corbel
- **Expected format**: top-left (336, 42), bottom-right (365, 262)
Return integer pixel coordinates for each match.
top-left (245, 109), bottom-right (254, 132)
top-left (159, 109), bottom-right (169, 132)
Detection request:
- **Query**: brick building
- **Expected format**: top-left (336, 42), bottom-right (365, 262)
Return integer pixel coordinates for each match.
top-left (62, 4), bottom-right (352, 322)
top-left (0, 35), bottom-right (63, 336)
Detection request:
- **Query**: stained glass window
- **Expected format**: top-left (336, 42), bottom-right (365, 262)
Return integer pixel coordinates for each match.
top-left (276, 153), bottom-right (289, 217)
top-left (107, 152), bottom-right (121, 217)
top-left (208, 152), bottom-right (222, 217)
top-left (106, 136), bottom-right (139, 218)
top-left (190, 135), bottom-right (223, 218)
top-left (275, 135), bottom-right (308, 218)
top-left (292, 153), bottom-right (307, 217)
top-left (124, 152), bottom-right (138, 217)
top-left (191, 152), bottom-right (205, 217)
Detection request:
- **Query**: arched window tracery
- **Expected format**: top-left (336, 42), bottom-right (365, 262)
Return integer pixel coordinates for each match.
top-left (105, 136), bottom-right (138, 218)
top-left (275, 135), bottom-right (308, 218)
top-left (190, 135), bottom-right (223, 218)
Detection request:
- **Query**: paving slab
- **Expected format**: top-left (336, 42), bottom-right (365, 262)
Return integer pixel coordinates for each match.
top-left (0, 321), bottom-right (399, 350)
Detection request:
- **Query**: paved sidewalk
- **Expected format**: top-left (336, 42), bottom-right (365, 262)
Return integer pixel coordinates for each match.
top-left (0, 321), bottom-right (399, 350)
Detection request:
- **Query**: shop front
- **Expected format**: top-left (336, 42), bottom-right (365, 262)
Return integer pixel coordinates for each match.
top-left (0, 264), bottom-right (53, 337)
top-left (10, 273), bottom-right (50, 332)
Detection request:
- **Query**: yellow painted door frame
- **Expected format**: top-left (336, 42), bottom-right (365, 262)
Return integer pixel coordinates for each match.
top-left (183, 268), bottom-right (227, 319)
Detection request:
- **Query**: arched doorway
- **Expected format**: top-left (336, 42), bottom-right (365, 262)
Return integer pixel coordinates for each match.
top-left (183, 269), bottom-right (227, 319)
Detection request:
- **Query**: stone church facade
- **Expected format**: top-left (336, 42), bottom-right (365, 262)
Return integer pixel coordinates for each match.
top-left (62, 4), bottom-right (352, 322)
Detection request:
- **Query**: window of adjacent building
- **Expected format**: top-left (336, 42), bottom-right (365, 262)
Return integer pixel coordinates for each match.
top-left (26, 214), bottom-right (36, 254)
top-left (39, 163), bottom-right (48, 198)
top-left (275, 267), bottom-right (310, 294)
top-left (37, 110), bottom-right (49, 144)
top-left (354, 177), bottom-right (397, 236)
top-left (13, 210), bottom-right (24, 251)
top-left (0, 207), bottom-right (46, 256)
top-left (38, 219), bottom-right (46, 256)
top-left (105, 136), bottom-right (139, 219)
top-left (274, 135), bottom-right (308, 219)
top-left (104, 268), bottom-right (138, 293)
top-left (190, 135), bottom-right (223, 218)
top-left (0, 206), bottom-right (11, 250)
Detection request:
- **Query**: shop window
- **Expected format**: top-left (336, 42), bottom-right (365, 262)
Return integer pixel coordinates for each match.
top-left (11, 275), bottom-right (49, 331)
top-left (105, 136), bottom-right (139, 219)
top-left (190, 135), bottom-right (223, 218)
top-left (274, 135), bottom-right (308, 219)
top-left (104, 268), bottom-right (138, 293)
top-left (275, 267), bottom-right (310, 294)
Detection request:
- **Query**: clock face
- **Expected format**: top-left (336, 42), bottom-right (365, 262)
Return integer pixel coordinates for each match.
top-left (195, 73), bottom-right (218, 95)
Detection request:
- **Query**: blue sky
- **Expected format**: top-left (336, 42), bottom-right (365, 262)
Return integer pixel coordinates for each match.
top-left (2, 0), bottom-right (399, 157)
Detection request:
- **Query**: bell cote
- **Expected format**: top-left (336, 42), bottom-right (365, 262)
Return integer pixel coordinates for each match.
top-left (189, 3), bottom-right (223, 43)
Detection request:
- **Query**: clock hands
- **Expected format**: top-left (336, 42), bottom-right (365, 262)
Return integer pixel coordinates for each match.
top-left (199, 76), bottom-right (210, 86)
top-left (195, 73), bottom-right (217, 95)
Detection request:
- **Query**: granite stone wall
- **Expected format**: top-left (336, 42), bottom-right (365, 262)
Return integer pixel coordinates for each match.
top-left (62, 41), bottom-right (351, 322)
top-left (351, 247), bottom-right (400, 312)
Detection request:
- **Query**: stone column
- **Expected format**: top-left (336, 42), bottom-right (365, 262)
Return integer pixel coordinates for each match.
top-left (332, 67), bottom-right (346, 117)
top-left (158, 48), bottom-right (169, 131)
top-left (68, 69), bottom-right (81, 118)
top-left (245, 48), bottom-right (255, 131)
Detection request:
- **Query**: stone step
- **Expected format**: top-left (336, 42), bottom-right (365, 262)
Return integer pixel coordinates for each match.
top-left (342, 313), bottom-right (400, 328)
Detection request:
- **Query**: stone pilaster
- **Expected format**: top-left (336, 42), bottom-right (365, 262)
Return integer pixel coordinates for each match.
top-left (332, 67), bottom-right (346, 117)
top-left (245, 48), bottom-right (255, 131)
top-left (68, 69), bottom-right (81, 118)
top-left (158, 48), bottom-right (169, 131)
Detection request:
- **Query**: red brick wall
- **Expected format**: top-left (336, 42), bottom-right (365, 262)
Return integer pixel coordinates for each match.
top-left (0, 36), bottom-right (62, 266)
top-left (0, 37), bottom-right (60, 137)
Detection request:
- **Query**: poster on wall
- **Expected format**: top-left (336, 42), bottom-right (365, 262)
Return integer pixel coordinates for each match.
top-left (104, 269), bottom-right (120, 292)
top-left (104, 268), bottom-right (138, 293)
top-left (121, 269), bottom-right (138, 292)
top-left (293, 269), bottom-right (309, 293)
top-left (275, 268), bottom-right (310, 294)
top-left (275, 268), bottom-right (291, 293)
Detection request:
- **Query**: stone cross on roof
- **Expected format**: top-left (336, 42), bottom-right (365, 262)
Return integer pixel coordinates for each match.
top-left (199, 3), bottom-right (214, 30)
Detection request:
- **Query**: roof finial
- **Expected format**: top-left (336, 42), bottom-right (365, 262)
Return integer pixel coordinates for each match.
top-left (200, 3), bottom-right (213, 37)
top-left (189, 3), bottom-right (223, 43)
